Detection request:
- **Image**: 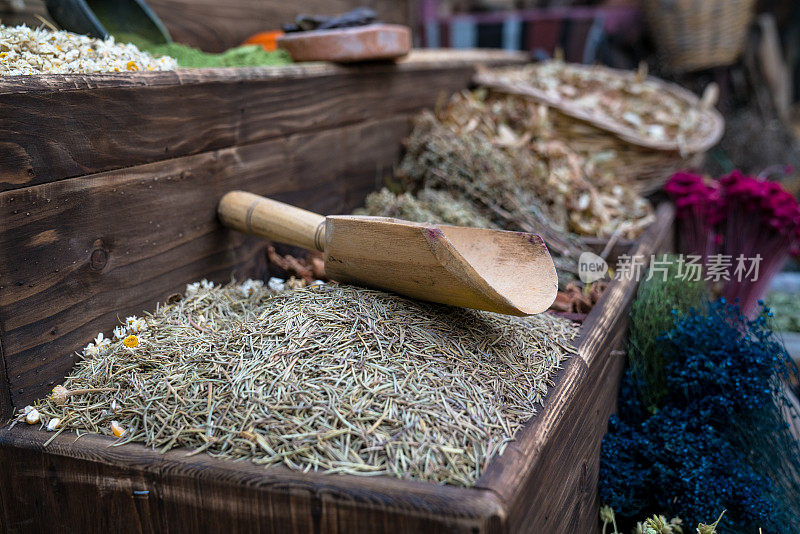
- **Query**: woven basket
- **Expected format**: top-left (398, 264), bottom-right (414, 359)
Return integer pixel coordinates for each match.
top-left (641, 0), bottom-right (756, 72)
top-left (475, 64), bottom-right (724, 194)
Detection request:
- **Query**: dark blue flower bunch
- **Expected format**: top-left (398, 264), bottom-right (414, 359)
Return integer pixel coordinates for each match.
top-left (599, 299), bottom-right (800, 533)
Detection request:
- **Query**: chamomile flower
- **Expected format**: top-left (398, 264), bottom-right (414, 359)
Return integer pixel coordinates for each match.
top-left (125, 316), bottom-right (147, 333)
top-left (123, 335), bottom-right (139, 349)
top-left (94, 332), bottom-right (110, 348)
top-left (268, 277), bottom-right (286, 292)
top-left (83, 332), bottom-right (111, 357)
top-left (185, 281), bottom-right (201, 296)
top-left (83, 342), bottom-right (100, 358)
top-left (113, 325), bottom-right (128, 340)
top-left (238, 279), bottom-right (264, 298)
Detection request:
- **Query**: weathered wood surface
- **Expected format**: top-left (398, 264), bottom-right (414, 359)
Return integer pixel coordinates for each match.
top-left (0, 206), bottom-right (675, 533)
top-left (476, 203), bottom-right (675, 532)
top-left (0, 49), bottom-right (526, 192)
top-left (0, 116), bottom-right (407, 411)
top-left (0, 0), bottom-right (51, 28)
top-left (0, 425), bottom-right (505, 534)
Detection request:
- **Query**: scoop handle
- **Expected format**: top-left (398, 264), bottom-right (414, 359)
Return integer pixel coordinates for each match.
top-left (218, 191), bottom-right (326, 252)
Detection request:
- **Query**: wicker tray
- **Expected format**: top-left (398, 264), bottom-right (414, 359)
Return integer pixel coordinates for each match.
top-left (474, 64), bottom-right (725, 193)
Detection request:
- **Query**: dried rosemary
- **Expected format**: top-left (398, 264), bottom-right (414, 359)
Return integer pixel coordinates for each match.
top-left (31, 280), bottom-right (578, 486)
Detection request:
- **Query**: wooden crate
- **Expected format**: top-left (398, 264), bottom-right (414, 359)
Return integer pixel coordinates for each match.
top-left (0, 204), bottom-right (674, 533)
top-left (0, 49), bottom-right (675, 532)
top-left (0, 49), bottom-right (526, 417)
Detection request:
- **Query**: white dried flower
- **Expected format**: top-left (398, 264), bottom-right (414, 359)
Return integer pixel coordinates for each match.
top-left (25, 408), bottom-right (40, 424)
top-left (113, 325), bottom-right (128, 340)
top-left (268, 277), bottom-right (286, 292)
top-left (238, 279), bottom-right (264, 297)
top-left (94, 332), bottom-right (110, 348)
top-left (46, 418), bottom-right (61, 431)
top-left (185, 281), bottom-right (201, 296)
top-left (83, 342), bottom-right (100, 358)
top-left (0, 24), bottom-right (177, 75)
top-left (83, 331), bottom-right (111, 357)
top-left (130, 318), bottom-right (147, 333)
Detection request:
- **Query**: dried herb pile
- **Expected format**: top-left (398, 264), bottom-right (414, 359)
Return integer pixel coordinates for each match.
top-left (767, 291), bottom-right (800, 333)
top-left (484, 62), bottom-right (709, 149)
top-left (0, 24), bottom-right (177, 74)
top-left (354, 187), bottom-right (497, 230)
top-left (30, 280), bottom-right (577, 486)
top-left (361, 90), bottom-right (653, 267)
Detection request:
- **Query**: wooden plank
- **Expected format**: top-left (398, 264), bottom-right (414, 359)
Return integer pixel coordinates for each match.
top-left (0, 49), bottom-right (526, 192)
top-left (0, 115), bottom-right (408, 409)
top-left (0, 335), bottom-right (11, 421)
top-left (0, 426), bottom-right (506, 534)
top-left (476, 203), bottom-right (675, 532)
top-left (0, 0), bottom-right (51, 28)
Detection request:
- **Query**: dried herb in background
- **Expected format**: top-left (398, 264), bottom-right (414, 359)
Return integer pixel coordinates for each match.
top-left (627, 254), bottom-right (707, 410)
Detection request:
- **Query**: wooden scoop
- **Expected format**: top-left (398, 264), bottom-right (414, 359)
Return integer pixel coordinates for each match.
top-left (218, 191), bottom-right (558, 316)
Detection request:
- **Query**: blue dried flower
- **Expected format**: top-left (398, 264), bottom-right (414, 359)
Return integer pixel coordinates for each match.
top-left (600, 300), bottom-right (800, 533)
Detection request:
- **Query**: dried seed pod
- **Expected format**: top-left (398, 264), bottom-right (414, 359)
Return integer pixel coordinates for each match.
top-left (51, 385), bottom-right (115, 405)
top-left (51, 385), bottom-right (70, 405)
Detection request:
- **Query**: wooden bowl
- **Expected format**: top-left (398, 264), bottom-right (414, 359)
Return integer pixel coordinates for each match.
top-left (278, 24), bottom-right (411, 63)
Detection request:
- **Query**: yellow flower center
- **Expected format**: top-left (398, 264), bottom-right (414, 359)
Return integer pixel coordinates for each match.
top-left (123, 335), bottom-right (139, 348)
top-left (126, 61), bottom-right (138, 71)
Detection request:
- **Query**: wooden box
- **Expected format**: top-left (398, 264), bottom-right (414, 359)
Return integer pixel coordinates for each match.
top-left (0, 50), bottom-right (675, 533)
top-left (0, 49), bottom-right (525, 413)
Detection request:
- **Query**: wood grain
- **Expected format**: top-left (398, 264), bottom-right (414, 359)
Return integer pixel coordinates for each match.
top-left (0, 0), bottom-right (51, 28)
top-left (0, 336), bottom-right (11, 421)
top-left (0, 116), bottom-right (408, 410)
top-left (0, 49), bottom-right (526, 192)
top-left (0, 426), bottom-right (505, 534)
top-left (476, 203), bottom-right (675, 532)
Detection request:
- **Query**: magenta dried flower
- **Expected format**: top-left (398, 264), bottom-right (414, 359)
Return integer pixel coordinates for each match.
top-left (667, 169), bottom-right (800, 315)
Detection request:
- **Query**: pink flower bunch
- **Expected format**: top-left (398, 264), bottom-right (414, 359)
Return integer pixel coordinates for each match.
top-left (664, 172), bottom-right (722, 260)
top-left (666, 170), bottom-right (800, 315)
